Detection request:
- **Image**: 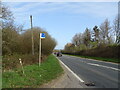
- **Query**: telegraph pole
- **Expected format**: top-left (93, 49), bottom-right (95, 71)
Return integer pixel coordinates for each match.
top-left (30, 15), bottom-right (34, 55)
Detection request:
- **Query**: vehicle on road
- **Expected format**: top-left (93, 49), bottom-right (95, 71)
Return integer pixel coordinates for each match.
top-left (56, 52), bottom-right (62, 57)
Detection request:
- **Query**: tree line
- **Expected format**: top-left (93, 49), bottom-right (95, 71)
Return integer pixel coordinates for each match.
top-left (63, 17), bottom-right (120, 60)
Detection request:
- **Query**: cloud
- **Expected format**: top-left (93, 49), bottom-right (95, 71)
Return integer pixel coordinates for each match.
top-left (8, 2), bottom-right (117, 18)
top-left (67, 3), bottom-right (118, 18)
top-left (3, 0), bottom-right (120, 2)
top-left (4, 2), bottom-right (118, 26)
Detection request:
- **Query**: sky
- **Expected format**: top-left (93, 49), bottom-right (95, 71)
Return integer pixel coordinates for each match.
top-left (4, 2), bottom-right (118, 49)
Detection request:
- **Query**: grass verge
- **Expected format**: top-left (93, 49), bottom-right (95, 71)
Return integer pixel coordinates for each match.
top-left (64, 54), bottom-right (119, 63)
top-left (2, 54), bottom-right (63, 88)
top-left (0, 56), bottom-right (2, 89)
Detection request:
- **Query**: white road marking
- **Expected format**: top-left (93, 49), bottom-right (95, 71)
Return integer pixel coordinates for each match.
top-left (64, 55), bottom-right (119, 71)
top-left (87, 63), bottom-right (100, 66)
top-left (56, 57), bottom-right (84, 82)
top-left (65, 55), bottom-right (118, 65)
top-left (87, 63), bottom-right (120, 71)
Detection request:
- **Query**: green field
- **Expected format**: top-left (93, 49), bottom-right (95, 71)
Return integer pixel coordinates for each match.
top-left (2, 55), bottom-right (63, 88)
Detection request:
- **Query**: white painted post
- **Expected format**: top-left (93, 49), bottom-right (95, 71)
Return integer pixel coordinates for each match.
top-left (19, 58), bottom-right (25, 75)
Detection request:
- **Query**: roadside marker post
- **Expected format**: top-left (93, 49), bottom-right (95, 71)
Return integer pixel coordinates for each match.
top-left (19, 58), bottom-right (25, 75)
top-left (39, 33), bottom-right (45, 66)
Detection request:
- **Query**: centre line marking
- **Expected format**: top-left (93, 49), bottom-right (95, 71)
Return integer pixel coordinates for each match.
top-left (87, 63), bottom-right (120, 71)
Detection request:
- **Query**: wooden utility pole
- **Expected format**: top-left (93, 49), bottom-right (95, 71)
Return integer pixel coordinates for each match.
top-left (30, 15), bottom-right (34, 55)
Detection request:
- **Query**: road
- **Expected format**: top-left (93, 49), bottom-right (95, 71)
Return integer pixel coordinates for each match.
top-left (58, 55), bottom-right (119, 88)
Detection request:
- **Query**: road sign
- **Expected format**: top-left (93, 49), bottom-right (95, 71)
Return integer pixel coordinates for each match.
top-left (40, 33), bottom-right (45, 39)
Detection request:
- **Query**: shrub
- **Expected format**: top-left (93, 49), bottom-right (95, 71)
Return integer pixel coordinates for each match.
top-left (2, 53), bottom-right (39, 70)
top-left (62, 45), bottom-right (120, 59)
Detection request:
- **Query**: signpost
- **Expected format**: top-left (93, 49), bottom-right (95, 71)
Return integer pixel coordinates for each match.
top-left (39, 33), bottom-right (45, 66)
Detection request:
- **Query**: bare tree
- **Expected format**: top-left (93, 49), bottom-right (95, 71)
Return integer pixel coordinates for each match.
top-left (0, 3), bottom-right (13, 21)
top-left (72, 33), bottom-right (83, 46)
top-left (83, 28), bottom-right (91, 48)
top-left (100, 19), bottom-right (112, 44)
top-left (113, 16), bottom-right (120, 45)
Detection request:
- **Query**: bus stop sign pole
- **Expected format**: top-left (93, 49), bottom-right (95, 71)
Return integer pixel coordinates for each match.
top-left (39, 33), bottom-right (45, 66)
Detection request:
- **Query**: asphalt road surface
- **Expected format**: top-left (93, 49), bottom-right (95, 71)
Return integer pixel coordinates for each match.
top-left (58, 55), bottom-right (120, 88)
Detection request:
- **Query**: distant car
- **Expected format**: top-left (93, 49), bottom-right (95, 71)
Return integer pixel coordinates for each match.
top-left (56, 52), bottom-right (62, 57)
top-left (54, 52), bottom-right (57, 55)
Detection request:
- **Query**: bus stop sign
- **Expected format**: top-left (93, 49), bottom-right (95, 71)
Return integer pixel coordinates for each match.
top-left (40, 33), bottom-right (45, 39)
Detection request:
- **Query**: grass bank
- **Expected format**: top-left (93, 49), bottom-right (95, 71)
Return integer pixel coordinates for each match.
top-left (0, 56), bottom-right (2, 89)
top-left (2, 55), bottom-right (63, 88)
top-left (64, 54), bottom-right (119, 63)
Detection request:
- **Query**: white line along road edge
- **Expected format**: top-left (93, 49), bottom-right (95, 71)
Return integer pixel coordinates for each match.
top-left (56, 56), bottom-right (84, 82)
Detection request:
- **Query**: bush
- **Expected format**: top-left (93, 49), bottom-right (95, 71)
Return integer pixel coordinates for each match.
top-left (20, 27), bottom-right (56, 56)
top-left (3, 27), bottom-right (57, 70)
top-left (62, 45), bottom-right (120, 59)
top-left (3, 53), bottom-right (38, 70)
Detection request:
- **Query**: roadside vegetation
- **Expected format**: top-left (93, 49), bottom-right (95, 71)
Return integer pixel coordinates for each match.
top-left (0, 56), bottom-right (1, 89)
top-left (1, 3), bottom-right (62, 88)
top-left (1, 3), bottom-right (56, 69)
top-left (62, 17), bottom-right (120, 63)
top-left (3, 55), bottom-right (63, 88)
